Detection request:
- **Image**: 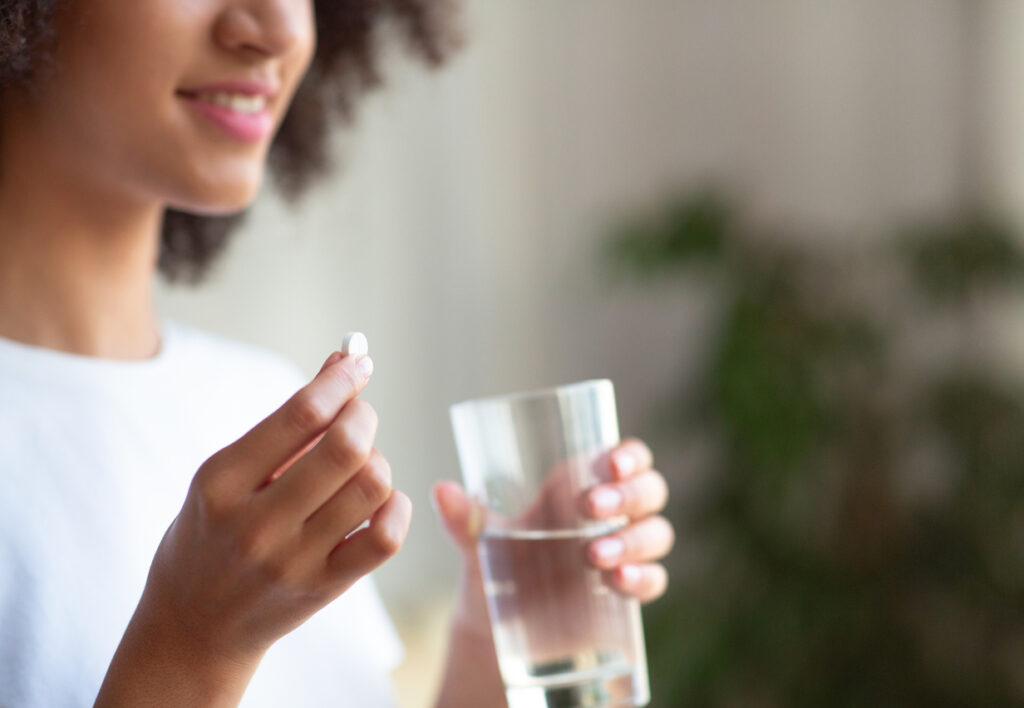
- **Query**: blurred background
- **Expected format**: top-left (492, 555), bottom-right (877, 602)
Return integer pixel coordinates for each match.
top-left (156, 1), bottom-right (1024, 705)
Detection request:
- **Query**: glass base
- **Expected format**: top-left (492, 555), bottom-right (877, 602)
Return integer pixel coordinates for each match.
top-left (504, 667), bottom-right (649, 708)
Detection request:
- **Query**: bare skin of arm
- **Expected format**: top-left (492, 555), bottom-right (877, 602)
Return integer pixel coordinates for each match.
top-left (95, 602), bottom-right (262, 708)
top-left (434, 555), bottom-right (507, 707)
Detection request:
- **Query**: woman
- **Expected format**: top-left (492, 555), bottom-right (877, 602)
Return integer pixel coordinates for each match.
top-left (0, 1), bottom-right (676, 706)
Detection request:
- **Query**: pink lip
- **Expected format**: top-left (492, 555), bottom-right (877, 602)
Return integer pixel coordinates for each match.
top-left (176, 79), bottom-right (279, 143)
top-left (178, 94), bottom-right (273, 143)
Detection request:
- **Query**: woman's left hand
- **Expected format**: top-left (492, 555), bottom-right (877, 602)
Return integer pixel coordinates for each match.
top-left (431, 438), bottom-right (673, 707)
top-left (433, 436), bottom-right (674, 605)
top-left (581, 437), bottom-right (674, 603)
top-left (581, 438), bottom-right (675, 602)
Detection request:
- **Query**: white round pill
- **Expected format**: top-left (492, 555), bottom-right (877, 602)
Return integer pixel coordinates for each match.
top-left (342, 331), bottom-right (369, 357)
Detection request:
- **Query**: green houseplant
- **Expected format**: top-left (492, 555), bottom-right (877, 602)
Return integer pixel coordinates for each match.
top-left (607, 191), bottom-right (1024, 707)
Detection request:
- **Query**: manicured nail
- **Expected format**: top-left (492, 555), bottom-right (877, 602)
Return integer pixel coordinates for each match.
top-left (357, 356), bottom-right (374, 379)
top-left (590, 487), bottom-right (623, 516)
top-left (593, 537), bottom-right (625, 564)
top-left (614, 451), bottom-right (637, 478)
top-left (620, 564), bottom-right (642, 586)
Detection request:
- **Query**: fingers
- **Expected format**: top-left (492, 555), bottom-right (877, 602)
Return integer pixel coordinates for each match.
top-left (317, 350), bottom-right (345, 375)
top-left (587, 515), bottom-right (674, 569)
top-left (301, 449), bottom-right (392, 554)
top-left (258, 397), bottom-right (379, 521)
top-left (432, 481), bottom-right (485, 552)
top-left (610, 438), bottom-right (654, 481)
top-left (585, 470), bottom-right (668, 521)
top-left (602, 563), bottom-right (668, 604)
top-left (261, 352), bottom-right (348, 484)
top-left (323, 489), bottom-right (412, 588)
top-left (197, 352), bottom-right (374, 497)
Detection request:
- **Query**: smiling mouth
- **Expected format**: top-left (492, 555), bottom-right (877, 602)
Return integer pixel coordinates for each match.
top-left (176, 90), bottom-right (275, 143)
top-left (176, 90), bottom-right (269, 114)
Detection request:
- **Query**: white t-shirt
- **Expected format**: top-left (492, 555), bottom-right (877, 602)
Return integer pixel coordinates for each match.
top-left (0, 317), bottom-right (404, 707)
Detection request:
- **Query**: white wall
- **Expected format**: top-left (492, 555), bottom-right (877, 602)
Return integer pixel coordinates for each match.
top-left (156, 0), bottom-right (975, 621)
top-left (980, 0), bottom-right (1024, 220)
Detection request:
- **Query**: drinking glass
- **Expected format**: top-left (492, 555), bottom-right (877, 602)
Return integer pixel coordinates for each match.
top-left (450, 379), bottom-right (650, 708)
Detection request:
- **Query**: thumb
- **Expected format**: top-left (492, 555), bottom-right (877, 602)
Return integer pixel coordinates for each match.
top-left (432, 480), bottom-right (485, 553)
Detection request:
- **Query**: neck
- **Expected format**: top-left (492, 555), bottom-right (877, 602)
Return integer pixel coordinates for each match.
top-left (0, 97), bottom-right (164, 361)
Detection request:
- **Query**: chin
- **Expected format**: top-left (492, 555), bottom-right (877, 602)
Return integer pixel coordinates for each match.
top-left (166, 175), bottom-right (264, 216)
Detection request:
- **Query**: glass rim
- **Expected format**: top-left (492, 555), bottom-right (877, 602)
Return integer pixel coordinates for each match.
top-left (449, 378), bottom-right (612, 412)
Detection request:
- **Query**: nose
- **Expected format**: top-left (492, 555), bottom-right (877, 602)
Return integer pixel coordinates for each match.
top-left (214, 0), bottom-right (313, 59)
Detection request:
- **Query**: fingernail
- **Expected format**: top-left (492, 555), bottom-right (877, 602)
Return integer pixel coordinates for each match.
top-left (620, 564), bottom-right (641, 586)
top-left (592, 537), bottom-right (625, 564)
top-left (590, 487), bottom-right (623, 516)
top-left (614, 451), bottom-right (637, 478)
top-left (357, 355), bottom-right (374, 379)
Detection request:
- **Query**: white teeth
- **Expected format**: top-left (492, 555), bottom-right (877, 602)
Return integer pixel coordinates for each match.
top-left (195, 91), bottom-right (267, 113)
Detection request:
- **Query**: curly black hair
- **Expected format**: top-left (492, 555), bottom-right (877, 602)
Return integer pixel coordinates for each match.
top-left (0, 0), bottom-right (460, 284)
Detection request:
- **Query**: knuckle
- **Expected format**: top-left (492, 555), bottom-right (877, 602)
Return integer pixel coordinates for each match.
top-left (260, 554), bottom-right (294, 586)
top-left (656, 516), bottom-right (676, 552)
top-left (639, 439), bottom-right (654, 459)
top-left (640, 472), bottom-right (669, 510)
top-left (190, 467), bottom-right (232, 520)
top-left (352, 461), bottom-right (392, 510)
top-left (323, 430), bottom-right (357, 470)
top-left (328, 406), bottom-right (376, 467)
top-left (645, 564), bottom-right (669, 600)
top-left (324, 361), bottom-right (362, 396)
top-left (625, 438), bottom-right (654, 467)
top-left (286, 389), bottom-right (335, 437)
top-left (348, 399), bottom-right (379, 437)
top-left (653, 472), bottom-right (670, 504)
top-left (636, 518), bottom-right (660, 545)
top-left (234, 525), bottom-right (273, 562)
top-left (369, 521), bottom-right (403, 557)
top-left (326, 424), bottom-right (369, 471)
top-left (368, 451), bottom-right (393, 488)
top-left (618, 480), bottom-right (639, 512)
top-left (619, 528), bottom-right (639, 557)
top-left (622, 472), bottom-right (668, 514)
top-left (196, 451), bottom-right (222, 479)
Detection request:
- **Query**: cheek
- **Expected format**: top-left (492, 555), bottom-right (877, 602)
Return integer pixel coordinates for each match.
top-left (104, 69), bottom-right (268, 212)
top-left (45, 63), bottom-right (268, 214)
top-left (41, 3), bottom-right (269, 213)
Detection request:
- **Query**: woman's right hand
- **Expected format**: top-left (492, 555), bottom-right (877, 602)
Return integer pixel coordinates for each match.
top-left (97, 351), bottom-right (411, 706)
